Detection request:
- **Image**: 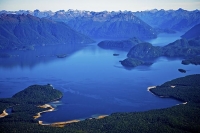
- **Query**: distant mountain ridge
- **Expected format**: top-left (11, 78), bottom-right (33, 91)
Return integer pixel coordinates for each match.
top-left (49, 11), bottom-right (157, 40)
top-left (1, 8), bottom-right (199, 33)
top-left (134, 8), bottom-right (200, 31)
top-left (0, 14), bottom-right (94, 50)
top-left (0, 10), bottom-right (158, 40)
top-left (1, 9), bottom-right (200, 50)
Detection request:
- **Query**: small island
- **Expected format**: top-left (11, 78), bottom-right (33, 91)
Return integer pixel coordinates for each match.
top-left (113, 53), bottom-right (119, 56)
top-left (56, 54), bottom-right (68, 58)
top-left (178, 68), bottom-right (186, 73)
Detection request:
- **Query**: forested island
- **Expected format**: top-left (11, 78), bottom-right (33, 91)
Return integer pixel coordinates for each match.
top-left (1, 75), bottom-right (200, 132)
top-left (120, 36), bottom-right (200, 68)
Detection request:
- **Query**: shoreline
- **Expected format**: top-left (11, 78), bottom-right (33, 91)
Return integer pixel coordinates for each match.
top-left (38, 119), bottom-right (81, 127)
top-left (35, 103), bottom-right (108, 127)
top-left (0, 109), bottom-right (8, 118)
top-left (37, 114), bottom-right (108, 127)
top-left (177, 102), bottom-right (188, 105)
top-left (35, 104), bottom-right (108, 127)
top-left (147, 85), bottom-right (187, 105)
top-left (96, 115), bottom-right (108, 119)
top-left (36, 85), bottom-right (184, 127)
top-left (33, 104), bottom-right (55, 119)
top-left (147, 85), bottom-right (176, 98)
top-left (147, 86), bottom-right (157, 96)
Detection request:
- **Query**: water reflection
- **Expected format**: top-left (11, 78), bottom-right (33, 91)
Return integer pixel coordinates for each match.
top-left (0, 45), bottom-right (84, 69)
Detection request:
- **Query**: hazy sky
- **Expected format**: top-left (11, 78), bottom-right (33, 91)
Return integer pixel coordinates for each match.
top-left (0, 0), bottom-right (199, 12)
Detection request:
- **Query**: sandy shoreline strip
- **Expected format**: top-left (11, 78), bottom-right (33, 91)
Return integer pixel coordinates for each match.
top-left (96, 115), bottom-right (108, 119)
top-left (148, 86), bottom-right (188, 105)
top-left (36, 110), bottom-right (108, 127)
top-left (38, 119), bottom-right (80, 127)
top-left (0, 109), bottom-right (8, 118)
top-left (147, 86), bottom-right (157, 91)
top-left (33, 104), bottom-right (55, 119)
top-left (38, 115), bottom-right (108, 127)
top-left (147, 86), bottom-right (173, 98)
top-left (177, 102), bottom-right (188, 106)
top-left (147, 86), bottom-right (157, 96)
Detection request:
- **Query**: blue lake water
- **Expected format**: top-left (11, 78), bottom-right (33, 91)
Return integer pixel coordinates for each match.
top-left (147, 32), bottom-right (182, 46)
top-left (0, 33), bottom-right (200, 123)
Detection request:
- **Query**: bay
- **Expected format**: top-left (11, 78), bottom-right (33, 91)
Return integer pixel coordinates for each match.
top-left (0, 33), bottom-right (199, 123)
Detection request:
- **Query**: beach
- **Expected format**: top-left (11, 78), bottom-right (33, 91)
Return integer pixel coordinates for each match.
top-left (33, 104), bottom-right (55, 119)
top-left (0, 109), bottom-right (8, 118)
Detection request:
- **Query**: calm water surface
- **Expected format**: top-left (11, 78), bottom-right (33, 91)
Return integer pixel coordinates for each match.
top-left (147, 32), bottom-right (183, 46)
top-left (0, 33), bottom-right (199, 123)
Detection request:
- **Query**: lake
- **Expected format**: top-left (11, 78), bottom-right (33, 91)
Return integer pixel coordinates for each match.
top-left (0, 33), bottom-right (199, 123)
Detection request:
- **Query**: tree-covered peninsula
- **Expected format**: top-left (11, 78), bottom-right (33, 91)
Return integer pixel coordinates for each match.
top-left (0, 84), bottom-right (62, 130)
top-left (182, 56), bottom-right (200, 65)
top-left (1, 75), bottom-right (200, 132)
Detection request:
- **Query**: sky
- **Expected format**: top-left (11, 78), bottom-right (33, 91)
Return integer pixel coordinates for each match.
top-left (0, 0), bottom-right (199, 12)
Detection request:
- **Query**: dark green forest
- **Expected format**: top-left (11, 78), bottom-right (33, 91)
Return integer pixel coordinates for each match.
top-left (182, 56), bottom-right (200, 65)
top-left (1, 75), bottom-right (200, 133)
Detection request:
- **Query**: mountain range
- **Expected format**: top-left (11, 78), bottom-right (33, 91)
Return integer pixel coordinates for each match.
top-left (134, 8), bottom-right (200, 31)
top-left (0, 14), bottom-right (94, 50)
top-left (1, 10), bottom-right (157, 40)
top-left (0, 9), bottom-right (200, 50)
top-left (60, 12), bottom-right (157, 40)
top-left (1, 9), bottom-right (199, 34)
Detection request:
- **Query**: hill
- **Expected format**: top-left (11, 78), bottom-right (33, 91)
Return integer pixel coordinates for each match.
top-left (127, 42), bottom-right (162, 59)
top-left (98, 37), bottom-right (142, 50)
top-left (0, 14), bottom-right (94, 50)
top-left (121, 37), bottom-right (200, 68)
top-left (162, 38), bottom-right (200, 57)
top-left (181, 23), bottom-right (200, 40)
